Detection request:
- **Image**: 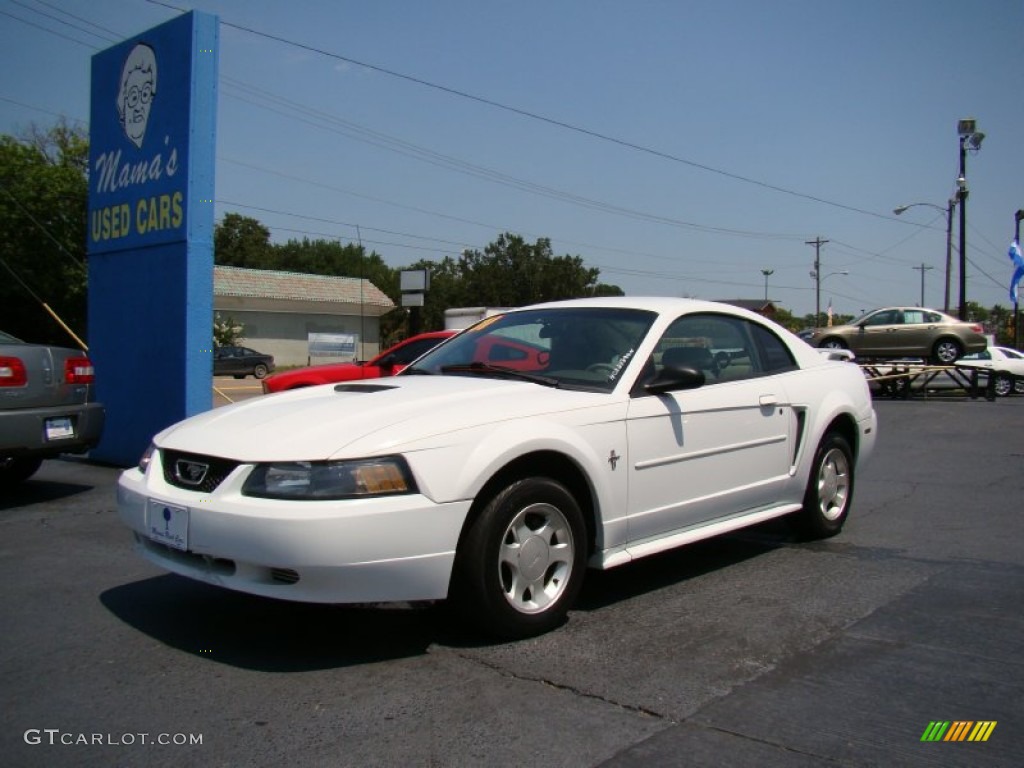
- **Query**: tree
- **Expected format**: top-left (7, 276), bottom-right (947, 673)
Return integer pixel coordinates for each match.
top-left (396, 234), bottom-right (623, 332)
top-left (213, 313), bottom-right (245, 347)
top-left (214, 213), bottom-right (272, 268)
top-left (0, 120), bottom-right (89, 345)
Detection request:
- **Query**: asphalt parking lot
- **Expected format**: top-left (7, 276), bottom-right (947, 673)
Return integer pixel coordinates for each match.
top-left (1, 396), bottom-right (1022, 767)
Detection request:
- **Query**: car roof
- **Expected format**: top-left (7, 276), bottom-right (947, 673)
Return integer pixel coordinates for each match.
top-left (516, 296), bottom-right (760, 316)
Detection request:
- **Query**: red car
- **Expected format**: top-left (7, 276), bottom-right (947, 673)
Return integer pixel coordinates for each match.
top-left (262, 331), bottom-right (456, 393)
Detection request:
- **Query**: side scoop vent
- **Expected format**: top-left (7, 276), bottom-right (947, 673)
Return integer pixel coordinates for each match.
top-left (333, 384), bottom-right (397, 393)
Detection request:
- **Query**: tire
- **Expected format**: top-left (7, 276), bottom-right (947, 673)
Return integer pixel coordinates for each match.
top-left (253, 364), bottom-right (268, 379)
top-left (0, 457), bottom-right (44, 487)
top-left (931, 339), bottom-right (962, 365)
top-left (452, 477), bottom-right (587, 639)
top-left (993, 373), bottom-right (1013, 397)
top-left (820, 338), bottom-right (847, 350)
top-left (793, 433), bottom-right (854, 539)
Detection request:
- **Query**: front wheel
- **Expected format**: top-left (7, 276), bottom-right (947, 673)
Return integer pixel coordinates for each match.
top-left (932, 339), bottom-right (962, 365)
top-left (793, 433), bottom-right (854, 539)
top-left (253, 364), bottom-right (269, 379)
top-left (819, 338), bottom-right (847, 350)
top-left (452, 477), bottom-right (586, 639)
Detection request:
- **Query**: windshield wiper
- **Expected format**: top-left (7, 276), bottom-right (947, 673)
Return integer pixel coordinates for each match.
top-left (439, 362), bottom-right (561, 388)
top-left (400, 365), bottom-right (435, 375)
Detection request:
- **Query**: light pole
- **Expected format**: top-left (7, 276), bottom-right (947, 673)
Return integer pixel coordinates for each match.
top-left (957, 118), bottom-right (985, 320)
top-left (1015, 209), bottom-right (1023, 348)
top-left (894, 199), bottom-right (957, 312)
top-left (761, 268), bottom-right (774, 302)
top-left (809, 265), bottom-right (848, 326)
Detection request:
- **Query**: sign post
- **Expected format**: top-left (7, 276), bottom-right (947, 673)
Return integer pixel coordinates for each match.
top-left (87, 12), bottom-right (219, 465)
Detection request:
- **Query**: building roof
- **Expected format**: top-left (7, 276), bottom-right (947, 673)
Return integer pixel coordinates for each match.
top-left (214, 265), bottom-right (394, 309)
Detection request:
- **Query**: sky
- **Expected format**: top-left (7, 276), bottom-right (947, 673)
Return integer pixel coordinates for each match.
top-left (2, 0), bottom-right (1022, 320)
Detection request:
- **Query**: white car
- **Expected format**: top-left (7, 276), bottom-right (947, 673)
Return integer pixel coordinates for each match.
top-left (118, 298), bottom-right (877, 638)
top-left (955, 346), bottom-right (1024, 396)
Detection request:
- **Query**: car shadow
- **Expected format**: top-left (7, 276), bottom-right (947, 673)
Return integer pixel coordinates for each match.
top-left (575, 521), bottom-right (793, 612)
top-left (99, 574), bottom-right (456, 671)
top-left (0, 478), bottom-right (96, 510)
top-left (100, 520), bottom-right (800, 669)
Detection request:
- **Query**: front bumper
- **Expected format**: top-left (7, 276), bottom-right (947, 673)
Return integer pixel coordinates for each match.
top-left (116, 454), bottom-right (471, 604)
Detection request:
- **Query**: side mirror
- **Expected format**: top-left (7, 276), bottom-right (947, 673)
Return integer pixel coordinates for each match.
top-left (644, 365), bottom-right (705, 394)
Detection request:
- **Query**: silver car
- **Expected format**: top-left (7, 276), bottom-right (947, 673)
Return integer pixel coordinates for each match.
top-left (0, 331), bottom-right (105, 486)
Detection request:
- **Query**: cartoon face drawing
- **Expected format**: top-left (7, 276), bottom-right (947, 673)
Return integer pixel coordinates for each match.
top-left (117, 43), bottom-right (157, 149)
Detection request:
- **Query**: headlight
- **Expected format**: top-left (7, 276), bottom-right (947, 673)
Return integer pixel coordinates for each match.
top-left (138, 443), bottom-right (156, 474)
top-left (242, 456), bottom-right (418, 500)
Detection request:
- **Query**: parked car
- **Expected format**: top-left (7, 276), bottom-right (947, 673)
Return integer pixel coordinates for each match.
top-left (213, 346), bottom-right (275, 379)
top-left (807, 307), bottom-right (986, 364)
top-left (956, 346), bottom-right (1024, 396)
top-left (0, 330), bottom-right (105, 486)
top-left (118, 298), bottom-right (877, 639)
top-left (262, 331), bottom-right (456, 393)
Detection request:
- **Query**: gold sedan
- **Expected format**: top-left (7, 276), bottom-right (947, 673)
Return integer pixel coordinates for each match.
top-left (809, 307), bottom-right (987, 364)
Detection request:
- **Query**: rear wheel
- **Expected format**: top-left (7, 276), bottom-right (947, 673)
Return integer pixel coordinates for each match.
top-left (793, 433), bottom-right (854, 539)
top-left (452, 477), bottom-right (586, 639)
top-left (0, 457), bottom-right (43, 487)
top-left (932, 338), bottom-right (962, 365)
top-left (993, 373), bottom-right (1013, 397)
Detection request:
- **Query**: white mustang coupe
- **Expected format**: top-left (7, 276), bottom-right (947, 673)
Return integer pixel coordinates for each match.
top-left (118, 297), bottom-right (877, 638)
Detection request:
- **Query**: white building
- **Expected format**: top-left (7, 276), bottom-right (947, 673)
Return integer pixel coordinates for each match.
top-left (214, 265), bottom-right (395, 366)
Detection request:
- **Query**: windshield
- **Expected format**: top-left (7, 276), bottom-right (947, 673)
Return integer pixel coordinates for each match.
top-left (404, 307), bottom-right (657, 392)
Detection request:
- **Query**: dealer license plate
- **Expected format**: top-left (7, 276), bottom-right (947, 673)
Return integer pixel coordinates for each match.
top-left (146, 500), bottom-right (189, 551)
top-left (44, 417), bottom-right (74, 441)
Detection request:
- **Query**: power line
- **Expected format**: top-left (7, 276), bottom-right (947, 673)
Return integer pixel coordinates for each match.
top-left (145, 0), bottom-right (904, 224)
top-left (0, 7), bottom-right (97, 48)
top-left (221, 79), bottom-right (809, 242)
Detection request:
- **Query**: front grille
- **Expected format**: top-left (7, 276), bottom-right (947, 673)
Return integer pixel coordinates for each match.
top-left (161, 450), bottom-right (240, 493)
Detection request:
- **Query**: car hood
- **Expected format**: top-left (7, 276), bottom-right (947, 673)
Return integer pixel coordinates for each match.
top-left (156, 376), bottom-right (610, 461)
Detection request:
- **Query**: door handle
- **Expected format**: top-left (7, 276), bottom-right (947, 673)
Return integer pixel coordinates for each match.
top-left (759, 394), bottom-right (777, 407)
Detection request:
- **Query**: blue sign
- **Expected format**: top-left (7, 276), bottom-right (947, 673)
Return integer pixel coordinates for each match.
top-left (89, 17), bottom-right (197, 252)
top-left (87, 12), bottom-right (218, 465)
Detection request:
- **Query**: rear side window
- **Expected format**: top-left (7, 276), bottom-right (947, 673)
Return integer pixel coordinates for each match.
top-left (751, 324), bottom-right (797, 373)
top-left (641, 312), bottom-right (796, 389)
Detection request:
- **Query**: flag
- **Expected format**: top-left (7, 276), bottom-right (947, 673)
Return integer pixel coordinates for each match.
top-left (1010, 240), bottom-right (1024, 305)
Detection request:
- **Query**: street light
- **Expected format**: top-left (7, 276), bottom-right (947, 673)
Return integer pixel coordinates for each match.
top-left (957, 118), bottom-right (985, 320)
top-left (893, 200), bottom-right (957, 312)
top-left (809, 267), bottom-right (848, 326)
top-left (760, 268), bottom-right (774, 302)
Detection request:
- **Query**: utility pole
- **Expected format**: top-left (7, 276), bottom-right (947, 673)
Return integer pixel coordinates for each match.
top-left (806, 236), bottom-right (829, 326)
top-left (912, 263), bottom-right (933, 308)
